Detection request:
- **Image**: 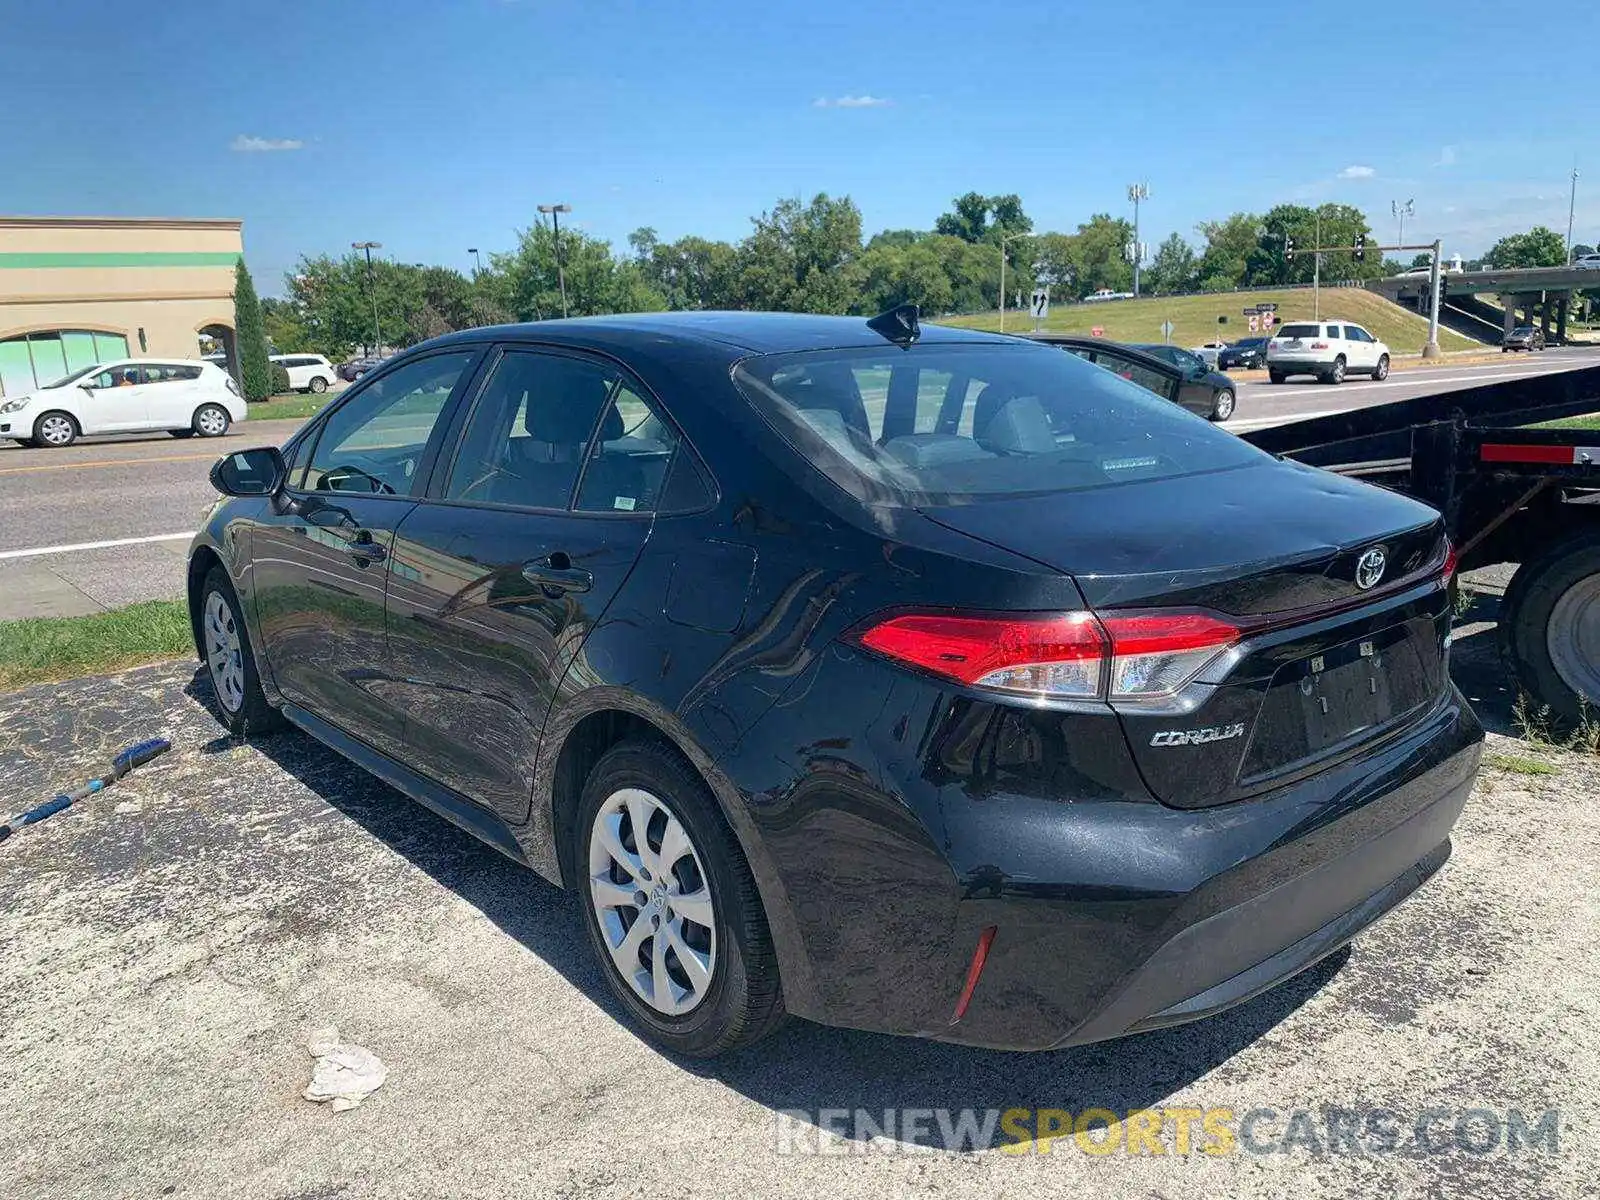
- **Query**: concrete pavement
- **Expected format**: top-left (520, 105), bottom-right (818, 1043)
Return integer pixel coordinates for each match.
top-left (0, 419), bottom-right (304, 618)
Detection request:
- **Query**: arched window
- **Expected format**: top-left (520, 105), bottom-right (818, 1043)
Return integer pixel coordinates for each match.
top-left (0, 330), bottom-right (130, 396)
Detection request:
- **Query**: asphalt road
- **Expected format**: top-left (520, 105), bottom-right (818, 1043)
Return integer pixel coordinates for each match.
top-left (0, 653), bottom-right (1593, 1198)
top-left (1, 349), bottom-right (1596, 620)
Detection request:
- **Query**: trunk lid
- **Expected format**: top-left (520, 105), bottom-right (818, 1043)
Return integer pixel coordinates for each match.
top-left (921, 458), bottom-right (1453, 808)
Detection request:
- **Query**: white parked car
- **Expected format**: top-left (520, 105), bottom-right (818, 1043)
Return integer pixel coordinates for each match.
top-left (1266, 321), bottom-right (1391, 385)
top-left (270, 353), bottom-right (337, 393)
top-left (1574, 253), bottom-right (1600, 270)
top-left (1191, 341), bottom-right (1230, 367)
top-left (0, 359), bottom-right (246, 448)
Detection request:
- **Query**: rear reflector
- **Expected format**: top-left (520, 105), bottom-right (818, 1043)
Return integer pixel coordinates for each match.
top-left (951, 925), bottom-right (997, 1024)
top-left (1443, 539), bottom-right (1459, 580)
top-left (1480, 443), bottom-right (1600, 465)
top-left (853, 609), bottom-right (1239, 702)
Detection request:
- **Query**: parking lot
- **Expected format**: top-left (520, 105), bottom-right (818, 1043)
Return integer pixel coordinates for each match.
top-left (0, 588), bottom-right (1595, 1198)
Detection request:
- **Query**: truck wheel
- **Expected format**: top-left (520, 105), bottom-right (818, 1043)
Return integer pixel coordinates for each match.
top-left (1502, 529), bottom-right (1600, 725)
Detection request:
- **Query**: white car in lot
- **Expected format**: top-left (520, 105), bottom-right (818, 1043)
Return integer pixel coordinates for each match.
top-left (0, 359), bottom-right (246, 448)
top-left (270, 353), bottom-right (337, 393)
top-left (1266, 321), bottom-right (1391, 385)
top-left (1191, 340), bottom-right (1230, 367)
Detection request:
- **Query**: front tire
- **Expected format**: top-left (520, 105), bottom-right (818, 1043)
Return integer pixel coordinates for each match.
top-left (309, 376), bottom-right (329, 394)
top-left (575, 738), bottom-right (783, 1057)
top-left (1210, 388), bottom-right (1236, 421)
top-left (1268, 369), bottom-right (1285, 384)
top-left (1373, 354), bottom-right (1390, 380)
top-left (34, 411), bottom-right (78, 447)
top-left (199, 567), bottom-right (285, 735)
top-left (193, 403), bottom-right (231, 438)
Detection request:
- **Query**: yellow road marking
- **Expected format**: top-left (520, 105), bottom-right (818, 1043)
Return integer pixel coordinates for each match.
top-left (0, 451), bottom-right (218, 476)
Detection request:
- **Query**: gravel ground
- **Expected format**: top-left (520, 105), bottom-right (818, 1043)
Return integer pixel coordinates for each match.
top-left (1, 654), bottom-right (1596, 1199)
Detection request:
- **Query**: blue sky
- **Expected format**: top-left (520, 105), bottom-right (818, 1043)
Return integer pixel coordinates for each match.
top-left (5, 0), bottom-right (1597, 294)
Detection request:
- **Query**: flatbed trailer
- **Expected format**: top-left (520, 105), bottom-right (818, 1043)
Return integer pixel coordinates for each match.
top-left (1243, 363), bottom-right (1600, 722)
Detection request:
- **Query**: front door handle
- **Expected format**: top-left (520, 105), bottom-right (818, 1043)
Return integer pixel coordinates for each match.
top-left (344, 534), bottom-right (386, 564)
top-left (522, 554), bottom-right (592, 593)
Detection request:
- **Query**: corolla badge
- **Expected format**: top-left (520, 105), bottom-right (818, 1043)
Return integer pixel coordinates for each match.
top-left (1355, 546), bottom-right (1388, 590)
top-left (1150, 723), bottom-right (1245, 748)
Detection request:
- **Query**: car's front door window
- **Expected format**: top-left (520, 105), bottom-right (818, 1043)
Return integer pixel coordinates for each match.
top-left (302, 352), bottom-right (475, 495)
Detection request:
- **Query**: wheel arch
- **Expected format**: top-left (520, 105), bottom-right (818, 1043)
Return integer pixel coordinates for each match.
top-left (532, 690), bottom-right (816, 1014)
top-left (186, 544), bottom-right (226, 661)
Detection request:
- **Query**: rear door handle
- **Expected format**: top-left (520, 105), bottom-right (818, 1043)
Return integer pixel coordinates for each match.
top-left (522, 555), bottom-right (592, 593)
top-left (344, 534), bottom-right (386, 564)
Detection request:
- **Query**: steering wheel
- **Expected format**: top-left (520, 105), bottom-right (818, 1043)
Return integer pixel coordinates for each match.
top-left (322, 462), bottom-right (396, 495)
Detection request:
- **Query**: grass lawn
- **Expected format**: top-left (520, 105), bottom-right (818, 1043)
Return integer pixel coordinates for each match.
top-left (0, 600), bottom-right (192, 691)
top-left (1534, 414), bottom-right (1600, 430)
top-left (247, 392), bottom-right (331, 420)
top-left (939, 287), bottom-right (1480, 355)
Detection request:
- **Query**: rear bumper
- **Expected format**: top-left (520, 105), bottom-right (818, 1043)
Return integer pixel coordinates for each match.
top-left (1267, 358), bottom-right (1334, 373)
top-left (935, 689), bottom-right (1480, 1049)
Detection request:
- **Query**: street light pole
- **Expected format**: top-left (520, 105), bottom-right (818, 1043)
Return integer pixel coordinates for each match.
top-left (997, 231), bottom-right (1029, 333)
top-left (1127, 183), bottom-right (1149, 298)
top-left (1567, 167), bottom-right (1580, 264)
top-left (1392, 198), bottom-right (1414, 259)
top-left (537, 203), bottom-right (572, 318)
top-left (351, 240), bottom-right (382, 356)
top-left (468, 247), bottom-right (483, 277)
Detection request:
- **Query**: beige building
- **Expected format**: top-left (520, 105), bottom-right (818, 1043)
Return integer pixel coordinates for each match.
top-left (0, 215), bottom-right (243, 398)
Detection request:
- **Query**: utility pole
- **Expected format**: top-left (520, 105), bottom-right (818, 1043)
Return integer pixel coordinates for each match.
top-left (468, 247), bottom-right (483, 276)
top-left (1391, 198), bottom-right (1414, 261)
top-left (1424, 238), bottom-right (1443, 359)
top-left (1127, 183), bottom-right (1148, 298)
top-left (537, 203), bottom-right (572, 318)
top-left (1313, 208), bottom-right (1322, 320)
top-left (1567, 167), bottom-right (1580, 264)
top-left (351, 240), bottom-right (382, 356)
top-left (997, 230), bottom-right (1030, 333)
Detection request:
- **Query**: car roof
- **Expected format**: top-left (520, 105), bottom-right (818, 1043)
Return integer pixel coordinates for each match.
top-left (426, 311), bottom-right (1013, 356)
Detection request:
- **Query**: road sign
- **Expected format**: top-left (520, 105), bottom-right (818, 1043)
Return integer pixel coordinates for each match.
top-left (1090, 325), bottom-right (1104, 338)
top-left (1159, 319), bottom-right (1174, 340)
top-left (1243, 306), bottom-right (1259, 316)
top-left (1257, 302), bottom-right (1278, 312)
top-left (1248, 314), bottom-right (1259, 333)
top-left (1030, 288), bottom-right (1049, 321)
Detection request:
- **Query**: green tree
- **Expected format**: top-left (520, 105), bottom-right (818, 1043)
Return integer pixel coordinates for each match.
top-left (1485, 226), bottom-right (1568, 268)
top-left (1072, 213), bottom-right (1135, 296)
top-left (1194, 212), bottom-right (1261, 291)
top-left (735, 193), bottom-right (863, 312)
top-left (934, 192), bottom-right (992, 242)
top-left (855, 240), bottom-right (956, 314)
top-left (492, 221), bottom-right (666, 321)
top-left (259, 296), bottom-right (307, 354)
top-left (641, 234), bottom-right (739, 309)
top-left (1573, 243), bottom-right (1596, 260)
top-left (1144, 233), bottom-right (1198, 295)
top-left (233, 260), bottom-right (273, 401)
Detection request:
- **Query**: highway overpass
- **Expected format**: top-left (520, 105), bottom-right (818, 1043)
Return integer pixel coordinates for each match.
top-left (1372, 265), bottom-right (1597, 344)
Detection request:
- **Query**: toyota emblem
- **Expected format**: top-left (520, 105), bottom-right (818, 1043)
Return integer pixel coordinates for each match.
top-left (1355, 547), bottom-right (1387, 590)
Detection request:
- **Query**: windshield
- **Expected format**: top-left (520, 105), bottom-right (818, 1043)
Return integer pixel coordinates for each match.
top-left (40, 363), bottom-right (106, 390)
top-left (1512, 326), bottom-right (1535, 335)
top-left (732, 341), bottom-right (1264, 507)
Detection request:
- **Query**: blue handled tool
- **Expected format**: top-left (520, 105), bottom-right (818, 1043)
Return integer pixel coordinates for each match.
top-left (0, 737), bottom-right (171, 843)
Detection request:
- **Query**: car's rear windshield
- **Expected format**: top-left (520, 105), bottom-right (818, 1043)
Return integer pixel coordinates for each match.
top-left (731, 342), bottom-right (1264, 507)
top-left (1277, 324), bottom-right (1320, 339)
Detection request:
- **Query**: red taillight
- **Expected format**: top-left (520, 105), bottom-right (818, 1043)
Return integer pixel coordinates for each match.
top-left (1443, 540), bottom-right (1460, 580)
top-left (853, 609), bottom-right (1239, 702)
top-left (1310, 341), bottom-right (1330, 349)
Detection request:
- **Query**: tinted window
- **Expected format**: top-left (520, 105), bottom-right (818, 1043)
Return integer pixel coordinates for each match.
top-left (575, 382), bottom-right (681, 513)
top-left (733, 342), bottom-right (1263, 506)
top-left (1278, 324), bottom-right (1320, 339)
top-left (145, 364), bottom-right (199, 383)
top-left (444, 351), bottom-right (614, 509)
top-left (303, 352), bottom-right (473, 494)
top-left (92, 365), bottom-right (144, 388)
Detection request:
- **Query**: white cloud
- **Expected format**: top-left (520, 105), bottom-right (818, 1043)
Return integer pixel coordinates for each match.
top-left (230, 134), bottom-right (304, 153)
top-left (1337, 164), bottom-right (1376, 179)
top-left (1434, 145), bottom-right (1457, 168)
top-left (812, 94), bottom-right (891, 108)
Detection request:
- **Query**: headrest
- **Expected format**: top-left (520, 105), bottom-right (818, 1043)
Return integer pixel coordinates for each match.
top-left (977, 395), bottom-right (1056, 454)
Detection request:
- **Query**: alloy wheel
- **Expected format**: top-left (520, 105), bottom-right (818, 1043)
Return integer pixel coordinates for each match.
top-left (588, 786), bottom-right (718, 1016)
top-left (204, 590), bottom-right (246, 713)
top-left (38, 414), bottom-right (74, 446)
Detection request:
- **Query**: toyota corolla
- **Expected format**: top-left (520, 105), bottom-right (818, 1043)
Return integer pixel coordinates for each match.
top-left (189, 308), bottom-right (1482, 1057)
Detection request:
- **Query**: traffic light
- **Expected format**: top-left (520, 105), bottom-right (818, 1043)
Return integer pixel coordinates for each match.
top-left (1353, 233), bottom-right (1366, 262)
top-left (1284, 234), bottom-right (1295, 262)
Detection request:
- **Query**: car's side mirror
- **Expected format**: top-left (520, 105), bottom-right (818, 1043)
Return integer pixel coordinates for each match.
top-left (79, 382), bottom-right (95, 393)
top-left (210, 446), bottom-right (285, 497)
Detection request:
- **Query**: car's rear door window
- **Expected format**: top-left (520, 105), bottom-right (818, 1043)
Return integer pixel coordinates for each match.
top-left (734, 342), bottom-right (1264, 506)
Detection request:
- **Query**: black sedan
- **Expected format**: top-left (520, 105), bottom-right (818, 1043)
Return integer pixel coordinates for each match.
top-left (1219, 337), bottom-right (1269, 370)
top-left (1129, 343), bottom-right (1238, 421)
top-left (1503, 326), bottom-right (1545, 352)
top-left (190, 308), bottom-right (1481, 1057)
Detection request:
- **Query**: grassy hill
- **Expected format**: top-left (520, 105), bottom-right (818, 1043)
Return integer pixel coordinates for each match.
top-left (940, 287), bottom-right (1479, 355)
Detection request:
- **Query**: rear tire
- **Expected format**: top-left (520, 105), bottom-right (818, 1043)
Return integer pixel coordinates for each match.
top-left (1210, 389), bottom-right (1236, 422)
top-left (309, 376), bottom-right (329, 393)
top-left (574, 738), bottom-right (784, 1058)
top-left (1502, 529), bottom-right (1600, 726)
top-left (171, 429), bottom-right (196, 439)
top-left (1268, 369), bottom-right (1286, 385)
top-left (34, 411), bottom-right (78, 447)
top-left (1322, 356), bottom-right (1346, 385)
top-left (199, 567), bottom-right (286, 736)
top-left (1373, 354), bottom-right (1390, 381)
top-left (193, 403), bottom-right (231, 438)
